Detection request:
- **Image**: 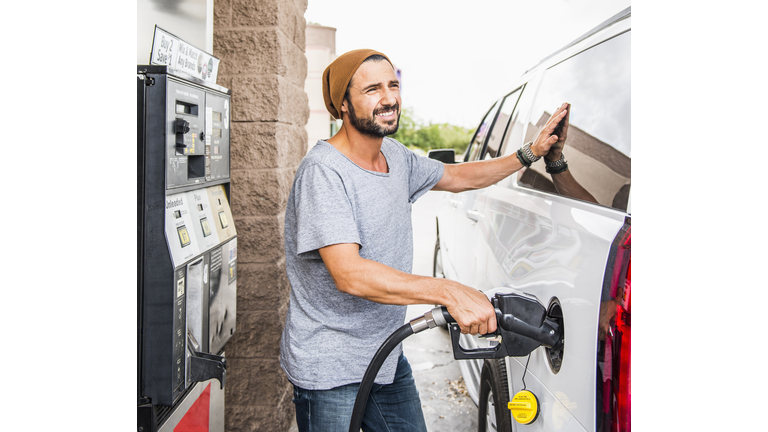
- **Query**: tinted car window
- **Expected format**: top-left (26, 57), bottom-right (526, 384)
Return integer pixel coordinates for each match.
top-left (465, 101), bottom-right (499, 162)
top-left (498, 83), bottom-right (536, 158)
top-left (519, 31), bottom-right (631, 211)
top-left (483, 88), bottom-right (521, 159)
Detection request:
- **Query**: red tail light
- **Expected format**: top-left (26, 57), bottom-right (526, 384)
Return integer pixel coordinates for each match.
top-left (602, 227), bottom-right (630, 431)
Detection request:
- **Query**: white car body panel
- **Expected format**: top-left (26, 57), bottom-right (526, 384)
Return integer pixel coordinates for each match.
top-left (448, 174), bottom-right (625, 429)
top-left (494, 175), bottom-right (625, 430)
top-left (506, 355), bottom-right (588, 432)
top-left (437, 10), bottom-right (632, 431)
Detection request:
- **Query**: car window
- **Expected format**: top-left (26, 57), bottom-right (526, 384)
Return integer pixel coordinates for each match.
top-left (483, 88), bottom-right (522, 159)
top-left (518, 31), bottom-right (631, 212)
top-left (498, 83), bottom-right (536, 158)
top-left (464, 101), bottom-right (499, 162)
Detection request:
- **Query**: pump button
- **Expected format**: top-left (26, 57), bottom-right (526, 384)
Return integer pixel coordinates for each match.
top-left (175, 118), bottom-right (190, 134)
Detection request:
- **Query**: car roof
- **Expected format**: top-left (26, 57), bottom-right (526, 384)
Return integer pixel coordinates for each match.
top-left (525, 6), bottom-right (631, 75)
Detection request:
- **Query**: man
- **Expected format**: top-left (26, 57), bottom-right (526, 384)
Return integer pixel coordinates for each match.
top-left (279, 49), bottom-right (571, 431)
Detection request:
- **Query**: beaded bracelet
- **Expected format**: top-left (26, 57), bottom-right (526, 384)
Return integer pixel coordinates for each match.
top-left (546, 163), bottom-right (569, 174)
top-left (516, 148), bottom-right (531, 168)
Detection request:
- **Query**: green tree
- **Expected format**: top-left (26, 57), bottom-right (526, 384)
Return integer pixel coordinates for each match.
top-left (391, 108), bottom-right (475, 155)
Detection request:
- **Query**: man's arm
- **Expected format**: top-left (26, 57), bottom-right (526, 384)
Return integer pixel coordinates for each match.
top-left (318, 243), bottom-right (497, 335)
top-left (550, 169), bottom-right (598, 204)
top-left (433, 103), bottom-right (570, 193)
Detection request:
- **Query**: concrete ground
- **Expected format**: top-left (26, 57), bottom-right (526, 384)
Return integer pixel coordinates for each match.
top-left (289, 191), bottom-right (477, 431)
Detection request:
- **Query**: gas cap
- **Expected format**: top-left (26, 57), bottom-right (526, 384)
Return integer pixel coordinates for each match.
top-left (509, 390), bottom-right (540, 425)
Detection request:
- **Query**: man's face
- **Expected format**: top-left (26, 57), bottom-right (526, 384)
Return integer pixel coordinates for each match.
top-left (343, 60), bottom-right (401, 138)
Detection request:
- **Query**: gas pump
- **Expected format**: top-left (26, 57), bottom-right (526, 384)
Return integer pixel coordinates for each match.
top-left (138, 64), bottom-right (236, 432)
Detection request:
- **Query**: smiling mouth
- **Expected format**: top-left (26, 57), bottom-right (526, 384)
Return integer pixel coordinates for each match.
top-left (375, 104), bottom-right (399, 118)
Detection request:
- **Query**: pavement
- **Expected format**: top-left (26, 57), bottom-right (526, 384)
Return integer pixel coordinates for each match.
top-left (288, 191), bottom-right (477, 431)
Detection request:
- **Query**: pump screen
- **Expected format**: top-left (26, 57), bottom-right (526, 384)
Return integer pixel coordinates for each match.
top-left (218, 211), bottom-right (229, 229)
top-left (212, 128), bottom-right (222, 138)
top-left (212, 111), bottom-right (222, 122)
top-left (177, 226), bottom-right (191, 247)
top-left (200, 218), bottom-right (211, 237)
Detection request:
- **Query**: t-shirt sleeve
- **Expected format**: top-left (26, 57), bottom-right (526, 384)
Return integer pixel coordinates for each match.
top-left (405, 146), bottom-right (445, 203)
top-left (292, 162), bottom-right (361, 257)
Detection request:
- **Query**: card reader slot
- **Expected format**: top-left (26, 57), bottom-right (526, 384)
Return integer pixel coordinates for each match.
top-left (176, 101), bottom-right (199, 116)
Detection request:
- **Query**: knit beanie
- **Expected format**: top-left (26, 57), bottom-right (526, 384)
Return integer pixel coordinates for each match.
top-left (322, 49), bottom-right (392, 120)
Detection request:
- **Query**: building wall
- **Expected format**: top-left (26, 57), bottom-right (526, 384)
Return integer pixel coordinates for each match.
top-left (304, 24), bottom-right (337, 152)
top-left (213, 0), bottom-right (309, 430)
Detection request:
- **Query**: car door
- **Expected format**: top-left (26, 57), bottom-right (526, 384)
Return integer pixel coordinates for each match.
top-left (435, 101), bottom-right (499, 282)
top-left (478, 27), bottom-right (631, 431)
top-left (451, 87), bottom-right (524, 403)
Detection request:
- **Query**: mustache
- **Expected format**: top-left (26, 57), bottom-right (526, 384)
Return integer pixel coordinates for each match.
top-left (374, 103), bottom-right (399, 115)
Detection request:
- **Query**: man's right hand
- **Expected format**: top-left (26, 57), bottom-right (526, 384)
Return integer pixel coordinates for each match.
top-left (445, 285), bottom-right (497, 336)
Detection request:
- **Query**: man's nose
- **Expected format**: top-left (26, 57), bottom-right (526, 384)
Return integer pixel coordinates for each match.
top-left (381, 87), bottom-right (399, 106)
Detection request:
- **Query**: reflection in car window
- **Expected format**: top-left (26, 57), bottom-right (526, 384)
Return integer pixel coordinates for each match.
top-left (465, 101), bottom-right (499, 162)
top-left (484, 88), bottom-right (521, 159)
top-left (519, 31), bottom-right (631, 211)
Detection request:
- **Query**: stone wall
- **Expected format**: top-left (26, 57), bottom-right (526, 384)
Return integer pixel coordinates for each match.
top-left (213, 0), bottom-right (309, 430)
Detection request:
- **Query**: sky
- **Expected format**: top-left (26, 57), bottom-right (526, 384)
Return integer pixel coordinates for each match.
top-left (305, 0), bottom-right (631, 129)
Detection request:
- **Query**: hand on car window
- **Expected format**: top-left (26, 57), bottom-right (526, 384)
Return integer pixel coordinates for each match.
top-left (546, 103), bottom-right (570, 161)
top-left (531, 102), bottom-right (570, 158)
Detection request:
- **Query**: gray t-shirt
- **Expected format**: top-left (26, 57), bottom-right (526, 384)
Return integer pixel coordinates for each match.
top-left (279, 138), bottom-right (444, 390)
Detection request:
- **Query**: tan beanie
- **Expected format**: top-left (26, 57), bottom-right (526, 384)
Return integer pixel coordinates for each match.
top-left (322, 49), bottom-right (392, 120)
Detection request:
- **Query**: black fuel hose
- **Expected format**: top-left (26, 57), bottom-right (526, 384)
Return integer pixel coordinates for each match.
top-left (348, 307), bottom-right (453, 432)
top-left (348, 323), bottom-right (413, 432)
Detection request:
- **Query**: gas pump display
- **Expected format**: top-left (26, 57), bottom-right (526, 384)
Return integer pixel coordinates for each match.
top-left (138, 64), bottom-right (235, 432)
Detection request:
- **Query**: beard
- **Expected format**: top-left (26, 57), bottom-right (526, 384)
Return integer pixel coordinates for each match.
top-left (346, 101), bottom-right (400, 138)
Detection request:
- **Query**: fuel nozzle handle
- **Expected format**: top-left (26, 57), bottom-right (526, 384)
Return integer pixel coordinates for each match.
top-left (445, 289), bottom-right (563, 360)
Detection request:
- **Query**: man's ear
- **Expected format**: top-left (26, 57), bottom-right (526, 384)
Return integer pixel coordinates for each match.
top-left (341, 99), bottom-right (348, 114)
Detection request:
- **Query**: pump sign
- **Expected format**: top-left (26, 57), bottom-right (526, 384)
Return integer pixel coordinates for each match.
top-left (151, 26), bottom-right (220, 84)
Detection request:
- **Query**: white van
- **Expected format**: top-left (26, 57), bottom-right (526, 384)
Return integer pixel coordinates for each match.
top-left (430, 7), bottom-right (631, 432)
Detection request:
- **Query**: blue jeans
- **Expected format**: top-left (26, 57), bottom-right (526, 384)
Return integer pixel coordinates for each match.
top-left (292, 354), bottom-right (428, 432)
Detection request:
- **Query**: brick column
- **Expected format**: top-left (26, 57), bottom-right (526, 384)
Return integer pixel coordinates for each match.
top-left (213, 0), bottom-right (308, 430)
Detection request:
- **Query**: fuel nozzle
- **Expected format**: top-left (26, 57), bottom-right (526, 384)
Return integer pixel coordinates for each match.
top-left (442, 288), bottom-right (563, 360)
top-left (351, 290), bottom-right (560, 432)
top-left (408, 306), bottom-right (454, 334)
